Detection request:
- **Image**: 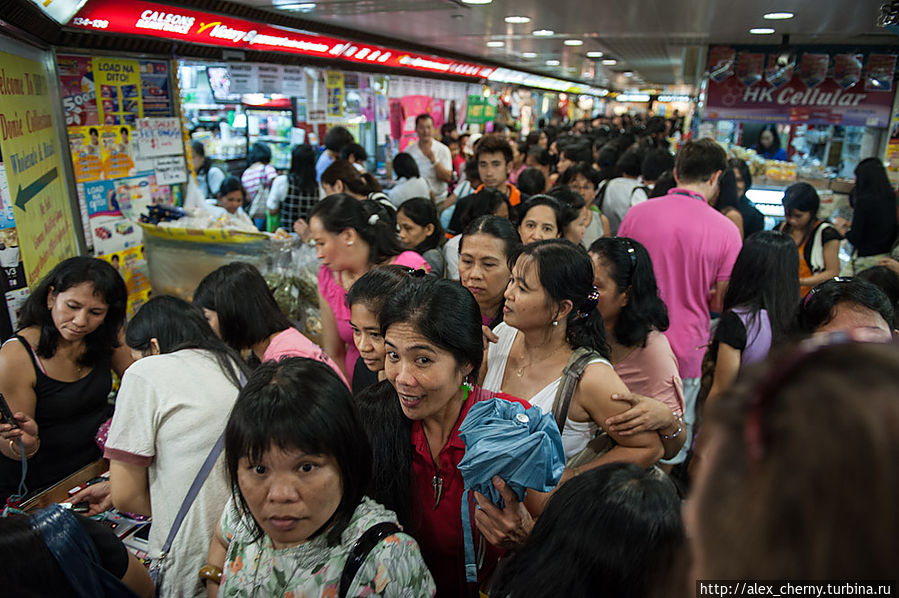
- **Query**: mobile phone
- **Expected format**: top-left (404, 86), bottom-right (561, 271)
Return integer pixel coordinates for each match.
top-left (0, 392), bottom-right (19, 429)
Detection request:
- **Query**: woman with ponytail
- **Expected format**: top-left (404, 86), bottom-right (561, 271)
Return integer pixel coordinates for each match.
top-left (309, 195), bottom-right (428, 383)
top-left (481, 239), bottom-right (663, 474)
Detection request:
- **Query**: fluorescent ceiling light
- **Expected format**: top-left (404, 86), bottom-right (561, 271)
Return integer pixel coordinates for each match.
top-left (522, 52), bottom-right (538, 58)
top-left (602, 59), bottom-right (617, 65)
top-left (586, 51), bottom-right (604, 58)
top-left (750, 27), bottom-right (776, 34)
top-left (505, 16), bottom-right (531, 24)
top-left (533, 29), bottom-right (555, 36)
top-left (764, 12), bottom-right (794, 19)
top-left (461, 0), bottom-right (493, 4)
top-left (486, 41), bottom-right (505, 47)
top-left (564, 39), bottom-right (584, 46)
top-left (624, 71), bottom-right (634, 77)
top-left (546, 59), bottom-right (561, 66)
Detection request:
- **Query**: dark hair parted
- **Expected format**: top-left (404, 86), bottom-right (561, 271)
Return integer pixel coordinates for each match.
top-left (588, 237), bottom-right (669, 348)
top-left (455, 187), bottom-right (512, 233)
top-left (398, 197), bottom-right (443, 254)
top-left (516, 167), bottom-right (547, 197)
top-left (0, 514), bottom-right (76, 595)
top-left (695, 342), bottom-right (899, 578)
top-left (518, 195), bottom-right (564, 233)
top-left (310, 194), bottom-right (405, 266)
top-left (490, 463), bottom-right (684, 598)
top-left (798, 278), bottom-right (894, 333)
top-left (729, 158), bottom-right (753, 192)
top-left (217, 175), bottom-right (246, 199)
top-left (288, 144), bottom-right (317, 196)
top-left (126, 295), bottom-right (250, 389)
top-left (674, 138), bottom-right (727, 184)
top-left (414, 113), bottom-right (433, 127)
top-left (354, 379), bottom-right (413, 532)
top-left (340, 143), bottom-right (367, 163)
top-left (782, 182), bottom-right (820, 217)
top-left (18, 257), bottom-right (126, 367)
top-left (722, 231), bottom-right (799, 343)
top-left (715, 169), bottom-right (741, 213)
top-left (246, 142), bottom-right (271, 165)
top-left (392, 152), bottom-right (420, 180)
top-left (380, 276), bottom-right (483, 378)
top-left (559, 162), bottom-right (601, 189)
top-left (461, 216), bottom-right (522, 328)
top-left (346, 265), bottom-right (412, 315)
top-left (200, 262), bottom-right (291, 350)
top-left (225, 357), bottom-right (370, 546)
top-left (475, 134), bottom-right (514, 164)
top-left (512, 239), bottom-right (610, 357)
top-left (642, 148), bottom-right (674, 182)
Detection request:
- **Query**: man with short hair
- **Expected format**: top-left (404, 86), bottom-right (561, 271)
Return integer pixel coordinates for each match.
top-left (599, 148), bottom-right (648, 235)
top-left (340, 143), bottom-right (368, 173)
top-left (316, 126), bottom-right (353, 182)
top-left (407, 114), bottom-right (453, 204)
top-left (618, 138), bottom-right (742, 465)
top-left (447, 135), bottom-right (521, 235)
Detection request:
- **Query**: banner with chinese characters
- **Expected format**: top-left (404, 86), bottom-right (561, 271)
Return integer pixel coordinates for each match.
top-left (705, 45), bottom-right (898, 127)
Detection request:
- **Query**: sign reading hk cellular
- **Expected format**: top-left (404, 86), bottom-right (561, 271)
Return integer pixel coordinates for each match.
top-left (704, 45), bottom-right (898, 127)
top-left (69, 0), bottom-right (494, 80)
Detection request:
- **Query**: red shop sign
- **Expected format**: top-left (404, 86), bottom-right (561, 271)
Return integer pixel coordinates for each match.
top-left (68, 0), bottom-right (495, 79)
top-left (704, 47), bottom-right (897, 128)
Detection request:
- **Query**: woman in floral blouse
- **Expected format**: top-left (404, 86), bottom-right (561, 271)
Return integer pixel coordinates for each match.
top-left (205, 357), bottom-right (435, 598)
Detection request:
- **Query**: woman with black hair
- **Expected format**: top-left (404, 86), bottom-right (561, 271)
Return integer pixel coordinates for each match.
top-left (321, 159), bottom-right (392, 215)
top-left (704, 231), bottom-right (799, 404)
top-left (377, 276), bottom-right (536, 596)
top-left (712, 169), bottom-right (744, 239)
top-left (191, 140), bottom-right (225, 200)
top-left (516, 195), bottom-right (564, 245)
top-left (798, 278), bottom-right (893, 342)
top-left (0, 257), bottom-right (131, 504)
top-left (346, 266), bottom-right (411, 394)
top-left (546, 186), bottom-right (591, 246)
top-left (69, 295), bottom-right (251, 597)
top-left (444, 187), bottom-right (511, 281)
top-left (268, 144), bottom-right (319, 232)
top-left (194, 262), bottom-right (347, 384)
top-left (482, 240), bottom-right (663, 468)
top-left (459, 215), bottom-right (522, 328)
top-left (398, 197), bottom-right (445, 277)
top-left (729, 158), bottom-right (765, 239)
top-left (587, 238), bottom-right (685, 461)
top-left (558, 162), bottom-right (611, 246)
top-left (310, 195), bottom-right (428, 382)
top-left (241, 142), bottom-right (276, 229)
top-left (844, 157), bottom-right (899, 273)
top-left (776, 182), bottom-right (843, 297)
top-left (206, 358), bottom-right (434, 597)
top-left (388, 153), bottom-right (431, 207)
top-left (490, 463), bottom-right (683, 598)
top-left (752, 124), bottom-right (788, 161)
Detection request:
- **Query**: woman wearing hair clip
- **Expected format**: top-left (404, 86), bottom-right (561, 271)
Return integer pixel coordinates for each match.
top-left (481, 240), bottom-right (663, 478)
top-left (309, 195), bottom-right (429, 383)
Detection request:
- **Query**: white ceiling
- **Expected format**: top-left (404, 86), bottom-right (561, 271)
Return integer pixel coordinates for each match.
top-left (234, 0), bottom-right (895, 91)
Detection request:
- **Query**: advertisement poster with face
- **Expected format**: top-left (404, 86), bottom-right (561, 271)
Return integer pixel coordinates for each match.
top-left (98, 246), bottom-right (150, 318)
top-left (68, 126), bottom-right (103, 182)
top-left (139, 60), bottom-right (172, 117)
top-left (58, 54), bottom-right (99, 127)
top-left (99, 125), bottom-right (136, 179)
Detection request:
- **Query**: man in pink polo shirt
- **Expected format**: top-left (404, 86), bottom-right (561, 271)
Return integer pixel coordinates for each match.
top-left (618, 138), bottom-right (741, 464)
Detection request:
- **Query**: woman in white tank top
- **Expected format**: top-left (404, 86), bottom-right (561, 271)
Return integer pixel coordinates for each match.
top-left (480, 240), bottom-right (663, 482)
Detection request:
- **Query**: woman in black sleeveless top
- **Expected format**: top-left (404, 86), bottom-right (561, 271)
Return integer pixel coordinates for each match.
top-left (0, 257), bottom-right (131, 504)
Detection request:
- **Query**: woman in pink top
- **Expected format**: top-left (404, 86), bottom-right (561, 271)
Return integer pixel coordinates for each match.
top-left (309, 195), bottom-right (428, 383)
top-left (587, 238), bottom-right (686, 462)
top-left (193, 262), bottom-right (348, 386)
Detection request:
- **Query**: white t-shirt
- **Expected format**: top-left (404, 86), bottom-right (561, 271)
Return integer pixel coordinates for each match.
top-left (407, 140), bottom-right (452, 203)
top-left (104, 349), bottom-right (242, 598)
top-left (443, 234), bottom-right (462, 281)
top-left (601, 177), bottom-right (648, 236)
top-left (387, 176), bottom-right (431, 208)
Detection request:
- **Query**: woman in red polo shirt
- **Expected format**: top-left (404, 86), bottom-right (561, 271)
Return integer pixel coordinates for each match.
top-left (376, 275), bottom-right (539, 597)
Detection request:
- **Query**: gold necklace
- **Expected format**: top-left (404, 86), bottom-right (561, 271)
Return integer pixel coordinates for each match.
top-left (514, 343), bottom-right (564, 377)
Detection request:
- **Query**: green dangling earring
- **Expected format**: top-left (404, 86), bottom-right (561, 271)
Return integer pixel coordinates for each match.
top-left (460, 380), bottom-right (474, 401)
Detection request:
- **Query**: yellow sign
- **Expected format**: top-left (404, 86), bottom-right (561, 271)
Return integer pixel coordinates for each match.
top-left (326, 70), bottom-right (344, 119)
top-left (93, 57), bottom-right (143, 126)
top-left (0, 51), bottom-right (78, 285)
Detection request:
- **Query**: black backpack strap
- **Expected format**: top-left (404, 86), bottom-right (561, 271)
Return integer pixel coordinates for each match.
top-left (594, 179), bottom-right (610, 211)
top-left (339, 521), bottom-right (402, 598)
top-left (551, 347), bottom-right (602, 433)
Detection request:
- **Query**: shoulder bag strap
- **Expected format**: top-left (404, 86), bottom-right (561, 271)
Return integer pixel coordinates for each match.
top-left (551, 348), bottom-right (602, 433)
top-left (159, 370), bottom-right (246, 558)
top-left (338, 521), bottom-right (402, 598)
